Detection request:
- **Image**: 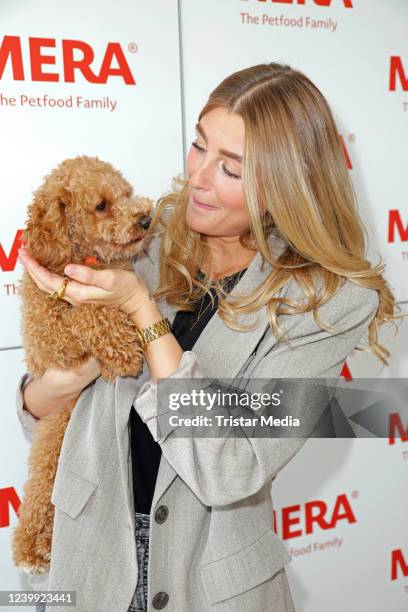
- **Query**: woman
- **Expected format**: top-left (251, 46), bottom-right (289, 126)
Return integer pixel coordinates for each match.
top-left (16, 63), bottom-right (398, 612)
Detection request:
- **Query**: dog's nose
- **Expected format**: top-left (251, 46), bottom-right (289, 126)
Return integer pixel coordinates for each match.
top-left (138, 215), bottom-right (151, 230)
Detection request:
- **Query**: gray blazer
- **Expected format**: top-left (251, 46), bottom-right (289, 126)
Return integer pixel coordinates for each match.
top-left (16, 228), bottom-right (379, 611)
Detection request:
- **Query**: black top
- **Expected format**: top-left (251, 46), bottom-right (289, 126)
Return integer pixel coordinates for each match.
top-left (130, 266), bottom-right (248, 514)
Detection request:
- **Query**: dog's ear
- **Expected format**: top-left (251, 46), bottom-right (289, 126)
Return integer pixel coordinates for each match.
top-left (24, 180), bottom-right (72, 272)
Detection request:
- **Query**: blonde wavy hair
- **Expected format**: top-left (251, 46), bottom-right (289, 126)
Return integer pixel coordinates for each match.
top-left (148, 62), bottom-right (402, 367)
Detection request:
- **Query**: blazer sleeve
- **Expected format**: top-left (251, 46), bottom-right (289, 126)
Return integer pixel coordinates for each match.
top-left (16, 372), bottom-right (39, 442)
top-left (133, 284), bottom-right (379, 506)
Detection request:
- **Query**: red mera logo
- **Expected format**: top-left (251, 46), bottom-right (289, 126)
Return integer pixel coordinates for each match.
top-left (391, 549), bottom-right (408, 580)
top-left (389, 56), bottom-right (408, 92)
top-left (0, 230), bottom-right (23, 272)
top-left (388, 210), bottom-right (408, 243)
top-left (389, 413), bottom-right (408, 445)
top-left (273, 493), bottom-right (356, 540)
top-left (0, 35), bottom-right (136, 84)
top-left (254, 0), bottom-right (353, 7)
top-left (0, 487), bottom-right (20, 528)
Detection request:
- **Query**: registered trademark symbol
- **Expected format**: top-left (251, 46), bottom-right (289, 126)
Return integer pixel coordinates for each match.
top-left (128, 42), bottom-right (138, 53)
top-left (348, 133), bottom-right (356, 143)
top-left (351, 490), bottom-right (359, 499)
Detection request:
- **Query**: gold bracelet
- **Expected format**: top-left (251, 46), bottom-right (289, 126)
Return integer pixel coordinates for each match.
top-left (135, 317), bottom-right (172, 352)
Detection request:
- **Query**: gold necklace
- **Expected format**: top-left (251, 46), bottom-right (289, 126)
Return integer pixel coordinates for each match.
top-left (189, 291), bottom-right (217, 331)
top-left (189, 268), bottom-right (246, 331)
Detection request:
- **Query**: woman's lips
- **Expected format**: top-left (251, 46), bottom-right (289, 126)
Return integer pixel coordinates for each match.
top-left (192, 196), bottom-right (218, 210)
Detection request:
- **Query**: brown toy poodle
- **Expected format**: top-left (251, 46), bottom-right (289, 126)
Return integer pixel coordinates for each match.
top-left (12, 155), bottom-right (154, 575)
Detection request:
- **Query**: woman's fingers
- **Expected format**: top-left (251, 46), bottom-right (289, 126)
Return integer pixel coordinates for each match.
top-left (64, 263), bottom-right (115, 291)
top-left (18, 249), bottom-right (63, 293)
top-left (18, 248), bottom-right (142, 309)
top-left (18, 248), bottom-right (86, 305)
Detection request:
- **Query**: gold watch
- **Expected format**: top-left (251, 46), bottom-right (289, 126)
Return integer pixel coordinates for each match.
top-left (135, 317), bottom-right (172, 351)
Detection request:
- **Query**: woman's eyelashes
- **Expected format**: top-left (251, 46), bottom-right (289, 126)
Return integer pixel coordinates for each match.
top-left (191, 141), bottom-right (241, 180)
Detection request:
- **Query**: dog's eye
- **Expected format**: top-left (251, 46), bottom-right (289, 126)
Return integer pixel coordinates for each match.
top-left (95, 200), bottom-right (108, 211)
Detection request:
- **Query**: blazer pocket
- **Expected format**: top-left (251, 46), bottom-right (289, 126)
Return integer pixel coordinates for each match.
top-left (200, 528), bottom-right (291, 605)
top-left (51, 466), bottom-right (99, 520)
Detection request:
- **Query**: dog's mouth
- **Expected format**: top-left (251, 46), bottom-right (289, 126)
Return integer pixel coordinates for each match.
top-left (126, 236), bottom-right (145, 245)
top-left (113, 235), bottom-right (146, 247)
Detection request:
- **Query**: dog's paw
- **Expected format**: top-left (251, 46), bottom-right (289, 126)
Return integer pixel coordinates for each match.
top-left (18, 560), bottom-right (50, 576)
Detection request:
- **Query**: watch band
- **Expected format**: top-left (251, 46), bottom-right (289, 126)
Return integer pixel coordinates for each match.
top-left (135, 317), bottom-right (172, 351)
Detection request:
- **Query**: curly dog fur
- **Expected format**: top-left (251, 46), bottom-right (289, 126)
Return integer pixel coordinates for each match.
top-left (12, 155), bottom-right (153, 574)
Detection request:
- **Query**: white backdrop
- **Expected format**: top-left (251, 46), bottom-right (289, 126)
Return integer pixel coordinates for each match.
top-left (1, 1), bottom-right (407, 610)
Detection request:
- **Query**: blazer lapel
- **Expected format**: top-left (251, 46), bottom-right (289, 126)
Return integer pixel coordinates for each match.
top-left (150, 229), bottom-right (288, 509)
top-left (158, 257), bottom-right (267, 377)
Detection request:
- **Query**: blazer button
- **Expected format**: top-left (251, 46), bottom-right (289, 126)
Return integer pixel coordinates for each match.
top-left (152, 591), bottom-right (169, 609)
top-left (154, 505), bottom-right (169, 524)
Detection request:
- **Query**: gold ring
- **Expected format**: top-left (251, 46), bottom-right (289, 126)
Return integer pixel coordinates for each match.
top-left (48, 277), bottom-right (69, 300)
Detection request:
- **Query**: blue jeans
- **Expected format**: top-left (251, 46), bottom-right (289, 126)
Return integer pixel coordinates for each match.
top-left (35, 511), bottom-right (150, 612)
top-left (127, 511), bottom-right (150, 612)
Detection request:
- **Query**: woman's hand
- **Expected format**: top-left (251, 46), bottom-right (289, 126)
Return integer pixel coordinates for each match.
top-left (23, 356), bottom-right (102, 420)
top-left (18, 247), bottom-right (151, 316)
top-left (45, 355), bottom-right (102, 394)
